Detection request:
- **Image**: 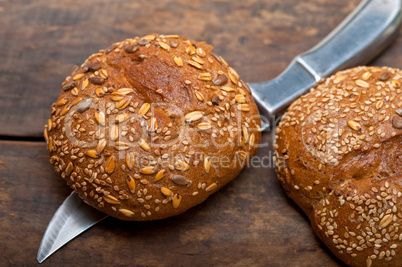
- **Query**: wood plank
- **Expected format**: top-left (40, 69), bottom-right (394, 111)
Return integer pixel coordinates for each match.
top-left (0, 136), bottom-right (345, 266)
top-left (0, 0), bottom-right (362, 137)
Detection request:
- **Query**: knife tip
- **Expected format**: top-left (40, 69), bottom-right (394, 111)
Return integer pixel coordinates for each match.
top-left (37, 251), bottom-right (48, 264)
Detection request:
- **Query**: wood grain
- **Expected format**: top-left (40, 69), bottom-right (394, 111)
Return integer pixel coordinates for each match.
top-left (0, 136), bottom-right (344, 266)
top-left (0, 0), bottom-right (364, 138)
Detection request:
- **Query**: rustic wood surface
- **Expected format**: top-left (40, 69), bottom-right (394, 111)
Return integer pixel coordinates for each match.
top-left (1, 0), bottom-right (401, 265)
top-left (0, 138), bottom-right (344, 266)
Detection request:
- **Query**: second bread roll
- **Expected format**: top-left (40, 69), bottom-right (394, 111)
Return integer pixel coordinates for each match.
top-left (274, 66), bottom-right (402, 267)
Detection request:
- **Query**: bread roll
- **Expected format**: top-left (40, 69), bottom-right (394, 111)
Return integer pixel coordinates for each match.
top-left (274, 66), bottom-right (402, 266)
top-left (45, 34), bottom-right (261, 221)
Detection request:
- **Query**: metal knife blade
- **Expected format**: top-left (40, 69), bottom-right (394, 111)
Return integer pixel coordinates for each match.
top-left (37, 192), bottom-right (108, 263)
top-left (251, 0), bottom-right (401, 129)
top-left (37, 0), bottom-right (402, 263)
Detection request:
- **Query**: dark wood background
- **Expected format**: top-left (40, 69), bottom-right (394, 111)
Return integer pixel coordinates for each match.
top-left (1, 0), bottom-right (400, 265)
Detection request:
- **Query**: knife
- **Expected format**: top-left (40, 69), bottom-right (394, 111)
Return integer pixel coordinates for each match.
top-left (38, 0), bottom-right (402, 263)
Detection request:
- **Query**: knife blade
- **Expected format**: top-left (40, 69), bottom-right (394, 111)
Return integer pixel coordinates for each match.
top-left (37, 0), bottom-right (402, 263)
top-left (37, 192), bottom-right (108, 263)
top-left (252, 0), bottom-right (401, 129)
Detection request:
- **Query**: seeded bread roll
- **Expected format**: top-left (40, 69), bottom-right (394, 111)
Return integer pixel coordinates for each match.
top-left (45, 34), bottom-right (261, 221)
top-left (274, 66), bottom-right (402, 267)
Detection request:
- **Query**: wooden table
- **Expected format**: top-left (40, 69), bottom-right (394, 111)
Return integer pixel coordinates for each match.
top-left (1, 0), bottom-right (400, 265)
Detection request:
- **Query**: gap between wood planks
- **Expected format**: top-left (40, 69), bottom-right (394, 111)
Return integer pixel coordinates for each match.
top-left (0, 135), bottom-right (45, 142)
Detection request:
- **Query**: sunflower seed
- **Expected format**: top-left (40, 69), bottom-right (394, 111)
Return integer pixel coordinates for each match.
top-left (378, 71), bottom-right (390, 81)
top-left (213, 74), bottom-right (228, 86)
top-left (62, 81), bottom-right (77, 91)
top-left (138, 39), bottom-right (150, 46)
top-left (171, 175), bottom-right (191, 186)
top-left (89, 62), bottom-right (101, 72)
top-left (105, 44), bottom-right (118, 54)
top-left (392, 115), bottom-right (402, 129)
top-left (124, 44), bottom-right (139, 54)
top-left (185, 111), bottom-right (203, 122)
top-left (105, 156), bottom-right (115, 174)
top-left (83, 63), bottom-right (92, 73)
top-left (76, 98), bottom-right (93, 113)
top-left (89, 76), bottom-right (105, 85)
top-left (212, 96), bottom-right (219, 105)
top-left (69, 65), bottom-right (80, 76)
top-left (396, 108), bottom-right (402, 116)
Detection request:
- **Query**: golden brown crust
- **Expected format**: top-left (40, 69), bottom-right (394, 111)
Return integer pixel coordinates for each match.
top-left (45, 34), bottom-right (261, 221)
top-left (274, 66), bottom-right (402, 266)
